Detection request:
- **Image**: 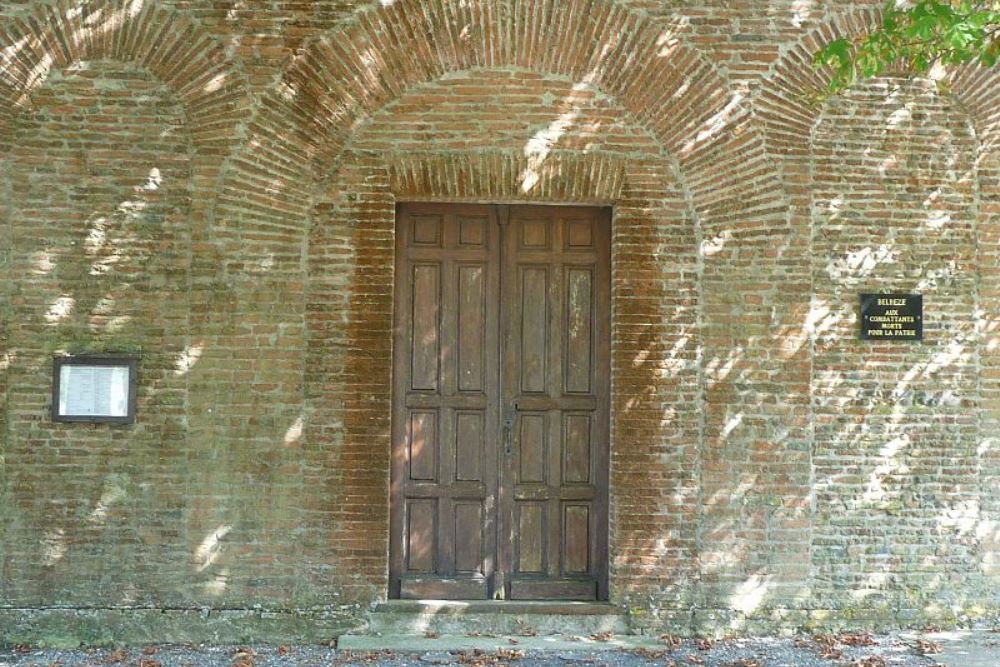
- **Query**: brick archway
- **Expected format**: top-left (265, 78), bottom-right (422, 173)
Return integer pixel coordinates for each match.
top-left (0, 0), bottom-right (256, 609)
top-left (758, 9), bottom-right (1000, 613)
top-left (306, 134), bottom-right (700, 604)
top-left (0, 0), bottom-right (252, 267)
top-left (217, 0), bottom-right (788, 268)
top-left (218, 0), bottom-right (801, 617)
top-left (0, 0), bottom-right (250, 156)
top-left (757, 5), bottom-right (1000, 217)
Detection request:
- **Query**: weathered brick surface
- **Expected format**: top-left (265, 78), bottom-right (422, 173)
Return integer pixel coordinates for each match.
top-left (3, 61), bottom-right (193, 606)
top-left (2, 0), bottom-right (1000, 642)
top-left (811, 79), bottom-right (982, 617)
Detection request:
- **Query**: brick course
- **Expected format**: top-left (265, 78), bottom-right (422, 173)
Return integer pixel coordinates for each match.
top-left (2, 0), bottom-right (1000, 642)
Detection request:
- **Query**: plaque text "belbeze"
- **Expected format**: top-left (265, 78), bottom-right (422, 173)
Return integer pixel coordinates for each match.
top-left (860, 293), bottom-right (922, 341)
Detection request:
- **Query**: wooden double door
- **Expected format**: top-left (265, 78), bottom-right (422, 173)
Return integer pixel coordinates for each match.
top-left (390, 203), bottom-right (611, 601)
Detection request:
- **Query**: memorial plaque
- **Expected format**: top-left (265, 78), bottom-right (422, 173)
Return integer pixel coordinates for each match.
top-left (860, 294), bottom-right (922, 341)
top-left (52, 356), bottom-right (137, 423)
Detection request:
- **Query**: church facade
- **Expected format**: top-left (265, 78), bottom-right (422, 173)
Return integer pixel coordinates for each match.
top-left (2, 0), bottom-right (999, 644)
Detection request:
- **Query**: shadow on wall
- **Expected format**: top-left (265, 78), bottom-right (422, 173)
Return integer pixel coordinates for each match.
top-left (808, 77), bottom-right (993, 620)
top-left (1, 0), bottom-right (997, 634)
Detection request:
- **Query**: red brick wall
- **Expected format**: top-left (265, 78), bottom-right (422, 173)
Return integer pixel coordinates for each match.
top-left (810, 79), bottom-right (982, 614)
top-left (3, 61), bottom-right (194, 605)
top-left (1, 0), bottom-right (1000, 635)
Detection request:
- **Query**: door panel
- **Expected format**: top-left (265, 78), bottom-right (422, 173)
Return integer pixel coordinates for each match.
top-left (391, 204), bottom-right (500, 600)
top-left (500, 206), bottom-right (610, 601)
top-left (391, 203), bottom-right (609, 601)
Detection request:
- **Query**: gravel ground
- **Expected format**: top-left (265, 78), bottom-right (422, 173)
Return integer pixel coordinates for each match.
top-left (0, 634), bottom-right (949, 667)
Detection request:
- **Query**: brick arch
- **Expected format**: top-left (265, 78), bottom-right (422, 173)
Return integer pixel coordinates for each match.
top-left (756, 5), bottom-right (1000, 177)
top-left (756, 8), bottom-right (1000, 353)
top-left (288, 0), bottom-right (735, 168)
top-left (0, 0), bottom-right (251, 156)
top-left (216, 0), bottom-right (807, 614)
top-left (305, 129), bottom-right (701, 603)
top-left (758, 7), bottom-right (1000, 614)
top-left (0, 2), bottom-right (261, 604)
top-left (217, 0), bottom-right (788, 269)
top-left (384, 150), bottom-right (628, 203)
top-left (757, 6), bottom-right (885, 164)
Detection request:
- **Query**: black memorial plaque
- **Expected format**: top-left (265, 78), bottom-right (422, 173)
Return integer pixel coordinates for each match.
top-left (860, 293), bottom-right (922, 341)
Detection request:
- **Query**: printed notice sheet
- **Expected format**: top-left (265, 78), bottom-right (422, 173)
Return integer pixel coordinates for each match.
top-left (59, 365), bottom-right (129, 417)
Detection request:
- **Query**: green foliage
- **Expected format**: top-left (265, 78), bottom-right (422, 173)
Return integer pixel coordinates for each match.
top-left (815, 1), bottom-right (1000, 92)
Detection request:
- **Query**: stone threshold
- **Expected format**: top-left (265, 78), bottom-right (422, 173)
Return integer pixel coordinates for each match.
top-left (374, 600), bottom-right (623, 615)
top-left (352, 599), bottom-right (630, 640)
top-left (337, 634), bottom-right (665, 652)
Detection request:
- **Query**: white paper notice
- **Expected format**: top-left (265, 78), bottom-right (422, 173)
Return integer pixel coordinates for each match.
top-left (59, 365), bottom-right (129, 417)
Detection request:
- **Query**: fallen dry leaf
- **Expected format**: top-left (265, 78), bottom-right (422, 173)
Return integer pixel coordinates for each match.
top-left (695, 638), bottom-right (714, 651)
top-left (850, 657), bottom-right (886, 667)
top-left (358, 651), bottom-right (394, 663)
top-left (496, 648), bottom-right (524, 660)
top-left (142, 646), bottom-right (159, 656)
top-left (811, 633), bottom-right (843, 660)
top-left (915, 638), bottom-right (943, 655)
top-left (513, 621), bottom-right (538, 637)
top-left (839, 632), bottom-right (876, 647)
top-left (104, 648), bottom-right (128, 664)
top-left (232, 646), bottom-right (256, 667)
top-left (453, 648), bottom-right (529, 667)
top-left (629, 647), bottom-right (668, 659)
top-left (659, 634), bottom-right (683, 649)
top-left (139, 659), bottom-right (162, 667)
top-left (589, 631), bottom-right (614, 642)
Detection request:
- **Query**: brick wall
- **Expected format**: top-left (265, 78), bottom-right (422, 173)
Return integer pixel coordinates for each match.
top-left (1, 0), bottom-right (999, 641)
top-left (810, 79), bottom-right (983, 617)
top-left (3, 60), bottom-right (194, 606)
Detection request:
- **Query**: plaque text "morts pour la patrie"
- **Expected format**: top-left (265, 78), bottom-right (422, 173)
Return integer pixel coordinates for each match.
top-left (860, 294), bottom-right (923, 341)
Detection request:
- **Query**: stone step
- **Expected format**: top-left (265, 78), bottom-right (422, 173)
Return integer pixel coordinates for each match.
top-left (337, 633), bottom-right (663, 652)
top-left (354, 600), bottom-right (630, 638)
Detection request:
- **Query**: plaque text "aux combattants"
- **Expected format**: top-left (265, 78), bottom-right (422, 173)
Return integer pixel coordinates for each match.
top-left (860, 294), bottom-right (922, 341)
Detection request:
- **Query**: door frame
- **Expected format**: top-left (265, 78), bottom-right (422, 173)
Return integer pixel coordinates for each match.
top-left (388, 201), bottom-right (612, 601)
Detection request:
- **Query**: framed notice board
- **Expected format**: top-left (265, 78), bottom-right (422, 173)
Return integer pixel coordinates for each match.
top-left (52, 356), bottom-right (137, 423)
top-left (860, 294), bottom-right (922, 341)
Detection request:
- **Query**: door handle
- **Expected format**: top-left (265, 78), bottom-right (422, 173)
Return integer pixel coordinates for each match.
top-left (503, 415), bottom-right (513, 456)
top-left (502, 404), bottom-right (517, 456)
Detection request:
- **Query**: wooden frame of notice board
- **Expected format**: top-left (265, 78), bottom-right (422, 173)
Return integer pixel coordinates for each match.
top-left (52, 355), bottom-right (138, 424)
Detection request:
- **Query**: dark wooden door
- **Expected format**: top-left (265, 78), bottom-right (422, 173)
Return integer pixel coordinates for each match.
top-left (390, 203), bottom-right (501, 600)
top-left (391, 203), bottom-right (609, 601)
top-left (499, 206), bottom-right (610, 601)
